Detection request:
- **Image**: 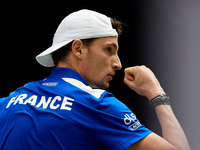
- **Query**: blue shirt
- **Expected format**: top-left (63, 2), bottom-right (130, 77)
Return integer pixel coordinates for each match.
top-left (0, 68), bottom-right (152, 150)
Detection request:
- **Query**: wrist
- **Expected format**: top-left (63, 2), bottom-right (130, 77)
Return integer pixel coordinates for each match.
top-left (149, 94), bottom-right (170, 109)
top-left (146, 89), bottom-right (166, 101)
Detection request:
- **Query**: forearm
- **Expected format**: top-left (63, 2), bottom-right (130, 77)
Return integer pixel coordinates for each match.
top-left (155, 105), bottom-right (191, 150)
top-left (124, 66), bottom-right (191, 149)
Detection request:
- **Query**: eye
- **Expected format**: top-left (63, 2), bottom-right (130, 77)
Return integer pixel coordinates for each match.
top-left (106, 47), bottom-right (112, 52)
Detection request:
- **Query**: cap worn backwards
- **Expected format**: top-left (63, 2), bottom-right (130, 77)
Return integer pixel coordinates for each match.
top-left (36, 9), bottom-right (118, 67)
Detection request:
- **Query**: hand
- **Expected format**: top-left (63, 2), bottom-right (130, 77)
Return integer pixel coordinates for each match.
top-left (124, 65), bottom-right (165, 100)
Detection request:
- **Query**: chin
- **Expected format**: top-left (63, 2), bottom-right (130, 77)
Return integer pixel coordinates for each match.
top-left (100, 83), bottom-right (110, 90)
top-left (91, 82), bottom-right (110, 90)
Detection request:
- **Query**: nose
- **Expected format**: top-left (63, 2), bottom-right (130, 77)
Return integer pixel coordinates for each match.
top-left (112, 55), bottom-right (122, 71)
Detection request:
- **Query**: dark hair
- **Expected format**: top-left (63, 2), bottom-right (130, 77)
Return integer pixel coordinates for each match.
top-left (110, 18), bottom-right (123, 35)
top-left (52, 18), bottom-right (124, 67)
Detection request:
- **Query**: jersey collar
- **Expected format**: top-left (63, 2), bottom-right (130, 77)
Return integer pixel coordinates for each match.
top-left (48, 67), bottom-right (89, 86)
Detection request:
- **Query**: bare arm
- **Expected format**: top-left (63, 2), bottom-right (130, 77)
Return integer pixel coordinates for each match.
top-left (124, 66), bottom-right (191, 150)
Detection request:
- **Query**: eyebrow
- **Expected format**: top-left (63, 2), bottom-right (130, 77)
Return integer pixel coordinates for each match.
top-left (105, 43), bottom-right (119, 50)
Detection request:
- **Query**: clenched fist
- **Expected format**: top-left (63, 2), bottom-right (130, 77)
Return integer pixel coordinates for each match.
top-left (124, 66), bottom-right (165, 100)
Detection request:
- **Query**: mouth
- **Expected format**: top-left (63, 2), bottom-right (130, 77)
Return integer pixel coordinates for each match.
top-left (107, 74), bottom-right (115, 80)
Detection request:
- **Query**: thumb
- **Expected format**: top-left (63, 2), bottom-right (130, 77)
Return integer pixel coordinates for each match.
top-left (124, 68), bottom-right (137, 91)
top-left (124, 68), bottom-right (136, 81)
top-left (125, 72), bottom-right (135, 81)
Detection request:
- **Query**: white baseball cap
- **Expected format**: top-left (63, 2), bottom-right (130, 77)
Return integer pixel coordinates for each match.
top-left (36, 9), bottom-right (118, 67)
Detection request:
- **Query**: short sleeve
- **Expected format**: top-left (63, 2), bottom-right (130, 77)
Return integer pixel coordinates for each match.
top-left (94, 93), bottom-right (152, 150)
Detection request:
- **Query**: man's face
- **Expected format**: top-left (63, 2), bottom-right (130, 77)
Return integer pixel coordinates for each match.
top-left (80, 36), bottom-right (122, 89)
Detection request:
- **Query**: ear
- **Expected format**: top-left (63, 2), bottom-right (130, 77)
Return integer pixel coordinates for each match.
top-left (71, 39), bottom-right (84, 59)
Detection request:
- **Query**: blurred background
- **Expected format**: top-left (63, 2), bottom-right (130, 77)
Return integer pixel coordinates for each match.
top-left (1, 0), bottom-right (200, 149)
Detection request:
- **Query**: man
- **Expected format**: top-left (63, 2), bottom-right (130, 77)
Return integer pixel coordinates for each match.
top-left (0, 9), bottom-right (190, 150)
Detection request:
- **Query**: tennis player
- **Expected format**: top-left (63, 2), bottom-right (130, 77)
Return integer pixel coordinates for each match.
top-left (0, 9), bottom-right (190, 150)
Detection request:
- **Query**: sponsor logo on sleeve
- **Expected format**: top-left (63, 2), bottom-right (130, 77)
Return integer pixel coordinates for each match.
top-left (124, 113), bottom-right (141, 131)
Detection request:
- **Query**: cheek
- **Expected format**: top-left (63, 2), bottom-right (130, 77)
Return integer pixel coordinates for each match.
top-left (94, 60), bottom-right (109, 75)
top-left (86, 60), bottom-right (108, 80)
top-left (89, 63), bottom-right (104, 78)
top-left (81, 50), bottom-right (110, 83)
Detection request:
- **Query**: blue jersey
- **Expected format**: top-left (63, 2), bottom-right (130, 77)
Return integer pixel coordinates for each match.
top-left (0, 68), bottom-right (152, 150)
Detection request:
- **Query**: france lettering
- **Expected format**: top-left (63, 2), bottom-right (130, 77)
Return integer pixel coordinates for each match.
top-left (6, 94), bottom-right (74, 111)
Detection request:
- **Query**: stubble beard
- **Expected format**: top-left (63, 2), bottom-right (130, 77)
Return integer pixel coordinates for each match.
top-left (89, 79), bottom-right (110, 90)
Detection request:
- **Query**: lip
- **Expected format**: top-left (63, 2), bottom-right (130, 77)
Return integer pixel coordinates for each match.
top-left (107, 74), bottom-right (115, 80)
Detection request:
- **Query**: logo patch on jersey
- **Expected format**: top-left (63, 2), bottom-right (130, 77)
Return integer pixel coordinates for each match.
top-left (124, 113), bottom-right (141, 131)
top-left (42, 82), bottom-right (58, 86)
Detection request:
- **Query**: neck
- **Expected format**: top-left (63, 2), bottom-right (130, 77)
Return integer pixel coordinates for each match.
top-left (57, 61), bottom-right (76, 70)
top-left (56, 57), bottom-right (84, 79)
